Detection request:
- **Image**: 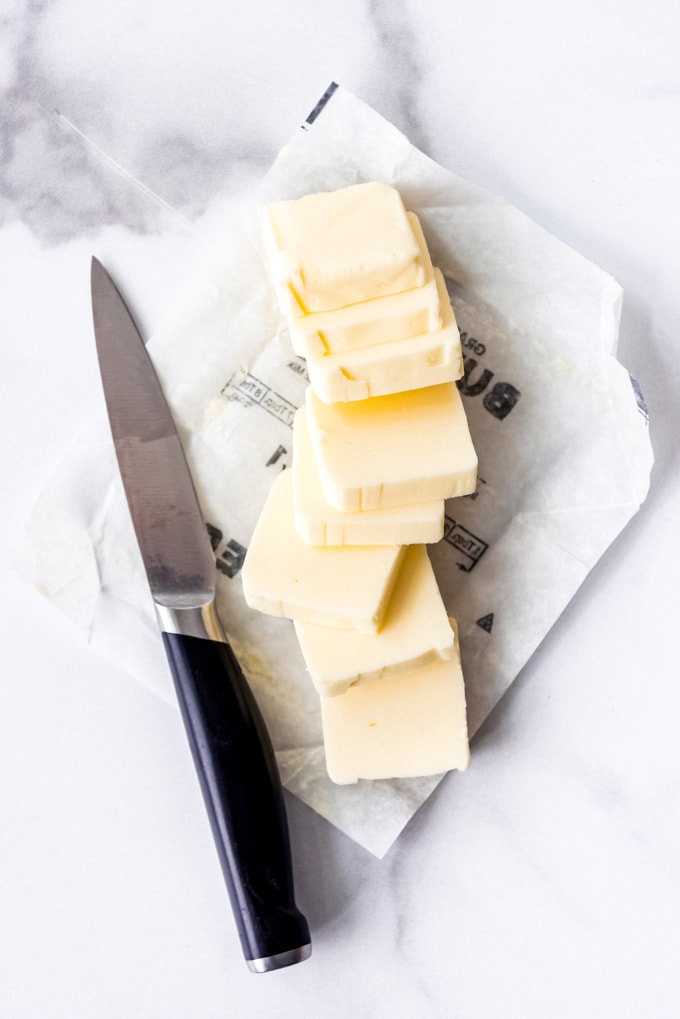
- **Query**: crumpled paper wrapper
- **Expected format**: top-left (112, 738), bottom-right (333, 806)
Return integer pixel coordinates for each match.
top-left (26, 85), bottom-right (653, 858)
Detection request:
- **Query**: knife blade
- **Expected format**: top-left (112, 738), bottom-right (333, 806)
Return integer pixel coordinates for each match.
top-left (90, 257), bottom-right (311, 972)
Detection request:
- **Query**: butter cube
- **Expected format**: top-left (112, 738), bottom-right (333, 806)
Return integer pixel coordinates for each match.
top-left (306, 381), bottom-right (478, 512)
top-left (292, 406), bottom-right (444, 547)
top-left (262, 182), bottom-right (425, 316)
top-left (295, 544), bottom-right (455, 697)
top-left (241, 470), bottom-right (406, 633)
top-left (321, 629), bottom-right (470, 784)
top-left (287, 214), bottom-right (441, 358)
top-left (304, 269), bottom-right (463, 403)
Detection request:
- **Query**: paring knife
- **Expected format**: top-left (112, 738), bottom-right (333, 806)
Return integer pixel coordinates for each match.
top-left (90, 257), bottom-right (311, 972)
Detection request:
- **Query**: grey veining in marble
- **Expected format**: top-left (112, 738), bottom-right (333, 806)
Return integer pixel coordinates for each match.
top-left (1, 4), bottom-right (278, 239)
top-left (1, 0), bottom-right (441, 244)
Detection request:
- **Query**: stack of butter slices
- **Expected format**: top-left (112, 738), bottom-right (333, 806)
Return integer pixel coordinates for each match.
top-left (242, 182), bottom-right (477, 784)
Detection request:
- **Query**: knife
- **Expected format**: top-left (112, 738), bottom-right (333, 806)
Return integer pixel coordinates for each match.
top-left (90, 257), bottom-right (311, 972)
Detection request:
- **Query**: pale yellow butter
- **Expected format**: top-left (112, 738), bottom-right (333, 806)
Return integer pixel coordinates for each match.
top-left (305, 381), bottom-right (478, 512)
top-left (240, 470), bottom-right (406, 633)
top-left (292, 406), bottom-right (444, 547)
top-left (295, 544), bottom-right (455, 697)
top-left (320, 626), bottom-right (470, 784)
top-left (262, 182), bottom-right (425, 316)
top-left (287, 214), bottom-right (441, 357)
top-left (304, 269), bottom-right (463, 403)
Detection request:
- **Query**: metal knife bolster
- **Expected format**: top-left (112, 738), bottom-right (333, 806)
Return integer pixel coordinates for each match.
top-left (154, 599), bottom-right (226, 642)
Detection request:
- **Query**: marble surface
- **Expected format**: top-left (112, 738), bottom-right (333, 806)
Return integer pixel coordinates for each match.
top-left (2, 2), bottom-right (679, 1016)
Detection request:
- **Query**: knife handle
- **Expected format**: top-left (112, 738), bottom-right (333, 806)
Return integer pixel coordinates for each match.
top-left (161, 630), bottom-right (311, 972)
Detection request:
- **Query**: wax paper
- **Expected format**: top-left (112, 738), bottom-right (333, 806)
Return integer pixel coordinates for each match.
top-left (26, 85), bottom-right (653, 857)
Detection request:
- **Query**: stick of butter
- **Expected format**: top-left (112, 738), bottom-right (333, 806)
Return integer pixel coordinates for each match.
top-left (305, 381), bottom-right (478, 512)
top-left (240, 470), bottom-right (406, 633)
top-left (292, 406), bottom-right (444, 547)
top-left (303, 268), bottom-right (463, 403)
top-left (294, 544), bottom-right (454, 697)
top-left (287, 213), bottom-right (441, 357)
top-left (320, 623), bottom-right (470, 784)
top-left (262, 182), bottom-right (425, 316)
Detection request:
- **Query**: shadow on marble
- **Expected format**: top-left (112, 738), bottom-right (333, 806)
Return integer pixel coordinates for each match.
top-left (284, 789), bottom-right (383, 931)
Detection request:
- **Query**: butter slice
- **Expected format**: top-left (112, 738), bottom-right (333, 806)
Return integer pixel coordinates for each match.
top-left (295, 544), bottom-right (454, 697)
top-left (240, 470), bottom-right (406, 633)
top-left (287, 214), bottom-right (441, 357)
top-left (292, 406), bottom-right (444, 547)
top-left (306, 381), bottom-right (478, 512)
top-left (262, 182), bottom-right (425, 316)
top-left (320, 630), bottom-right (470, 784)
top-left (305, 269), bottom-right (463, 403)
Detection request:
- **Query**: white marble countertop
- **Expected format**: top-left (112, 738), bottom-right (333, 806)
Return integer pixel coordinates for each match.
top-left (2, 3), bottom-right (680, 1016)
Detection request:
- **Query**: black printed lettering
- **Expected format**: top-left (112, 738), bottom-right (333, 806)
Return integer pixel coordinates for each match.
top-left (217, 539), bottom-right (247, 579)
top-left (266, 444), bottom-right (287, 466)
top-left (457, 358), bottom-right (494, 397)
top-left (483, 381), bottom-right (521, 420)
top-left (206, 523), bottom-right (223, 551)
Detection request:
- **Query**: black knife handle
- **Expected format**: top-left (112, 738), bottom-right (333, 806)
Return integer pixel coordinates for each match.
top-left (161, 631), bottom-right (311, 971)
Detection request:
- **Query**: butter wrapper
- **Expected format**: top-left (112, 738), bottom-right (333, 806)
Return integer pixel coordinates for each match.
top-left (26, 85), bottom-right (653, 858)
